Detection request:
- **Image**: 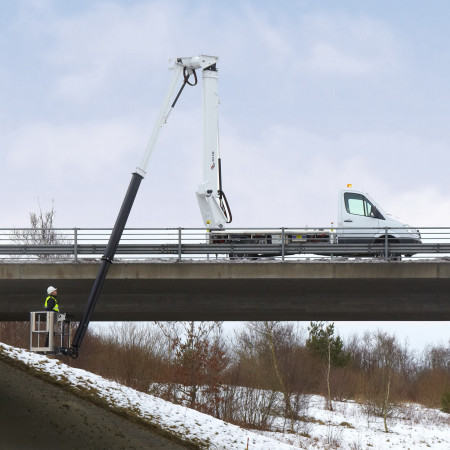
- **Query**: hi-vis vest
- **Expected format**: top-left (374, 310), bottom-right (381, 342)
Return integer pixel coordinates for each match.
top-left (44, 295), bottom-right (59, 312)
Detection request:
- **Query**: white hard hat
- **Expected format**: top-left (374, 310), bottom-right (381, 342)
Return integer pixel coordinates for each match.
top-left (47, 286), bottom-right (57, 295)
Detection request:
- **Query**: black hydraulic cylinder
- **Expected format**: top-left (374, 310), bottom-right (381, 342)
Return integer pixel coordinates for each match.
top-left (69, 172), bottom-right (143, 357)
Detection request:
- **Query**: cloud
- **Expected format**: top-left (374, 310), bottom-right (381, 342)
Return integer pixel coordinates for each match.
top-left (0, 2), bottom-right (445, 231)
top-left (4, 113), bottom-right (446, 230)
top-left (40, 2), bottom-right (179, 102)
top-left (2, 2), bottom-right (404, 120)
top-left (0, 103), bottom-right (208, 226)
top-left (297, 13), bottom-right (402, 76)
top-left (220, 122), bottom-right (450, 227)
top-left (4, 119), bottom-right (144, 180)
top-left (243, 7), bottom-right (292, 60)
top-left (384, 186), bottom-right (450, 227)
top-left (303, 42), bottom-right (374, 75)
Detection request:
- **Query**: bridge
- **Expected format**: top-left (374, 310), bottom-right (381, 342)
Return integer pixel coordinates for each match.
top-left (0, 261), bottom-right (449, 321)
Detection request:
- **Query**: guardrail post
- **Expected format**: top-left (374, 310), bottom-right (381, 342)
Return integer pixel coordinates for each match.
top-left (281, 227), bottom-right (285, 262)
top-left (384, 227), bottom-right (388, 262)
top-left (178, 227), bottom-right (182, 262)
top-left (74, 228), bottom-right (78, 262)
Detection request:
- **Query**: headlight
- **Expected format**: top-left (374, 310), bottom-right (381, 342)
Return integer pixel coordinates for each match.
top-left (405, 227), bottom-right (420, 238)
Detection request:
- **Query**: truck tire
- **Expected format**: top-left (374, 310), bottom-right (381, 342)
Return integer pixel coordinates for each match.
top-left (374, 237), bottom-right (401, 261)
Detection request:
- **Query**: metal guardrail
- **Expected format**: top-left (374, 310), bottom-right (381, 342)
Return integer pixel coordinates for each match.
top-left (1, 226), bottom-right (449, 262)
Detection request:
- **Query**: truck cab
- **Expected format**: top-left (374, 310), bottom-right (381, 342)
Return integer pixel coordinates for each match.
top-left (337, 188), bottom-right (421, 245)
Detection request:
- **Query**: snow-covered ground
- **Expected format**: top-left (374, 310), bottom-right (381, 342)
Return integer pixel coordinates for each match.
top-left (263, 396), bottom-right (450, 449)
top-left (1, 342), bottom-right (449, 449)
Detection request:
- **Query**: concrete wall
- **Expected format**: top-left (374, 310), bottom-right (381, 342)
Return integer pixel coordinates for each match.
top-left (0, 262), bottom-right (449, 321)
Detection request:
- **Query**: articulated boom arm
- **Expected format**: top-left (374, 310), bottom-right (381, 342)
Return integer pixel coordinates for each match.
top-left (139, 54), bottom-right (231, 229)
top-left (194, 57), bottom-right (232, 229)
top-left (64, 55), bottom-right (231, 358)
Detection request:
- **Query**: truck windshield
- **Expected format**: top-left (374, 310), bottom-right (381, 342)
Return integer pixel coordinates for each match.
top-left (344, 192), bottom-right (376, 217)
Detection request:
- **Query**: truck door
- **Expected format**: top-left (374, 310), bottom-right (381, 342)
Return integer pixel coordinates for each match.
top-left (340, 192), bottom-right (380, 243)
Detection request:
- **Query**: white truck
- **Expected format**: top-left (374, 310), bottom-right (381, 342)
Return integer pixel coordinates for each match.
top-left (336, 187), bottom-right (420, 246)
top-left (208, 185), bottom-right (421, 258)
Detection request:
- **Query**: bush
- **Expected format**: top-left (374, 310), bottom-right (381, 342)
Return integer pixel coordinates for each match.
top-left (0, 322), bottom-right (29, 349)
top-left (442, 390), bottom-right (450, 413)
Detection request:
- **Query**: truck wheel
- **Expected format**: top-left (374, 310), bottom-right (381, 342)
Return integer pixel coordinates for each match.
top-left (229, 253), bottom-right (257, 260)
top-left (374, 237), bottom-right (401, 261)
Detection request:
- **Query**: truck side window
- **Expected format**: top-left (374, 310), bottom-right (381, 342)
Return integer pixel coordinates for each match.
top-left (344, 193), bottom-right (376, 218)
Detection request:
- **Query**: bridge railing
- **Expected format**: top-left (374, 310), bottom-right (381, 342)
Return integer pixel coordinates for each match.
top-left (0, 226), bottom-right (449, 262)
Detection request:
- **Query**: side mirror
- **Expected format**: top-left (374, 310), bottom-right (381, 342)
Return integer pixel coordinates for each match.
top-left (371, 206), bottom-right (384, 219)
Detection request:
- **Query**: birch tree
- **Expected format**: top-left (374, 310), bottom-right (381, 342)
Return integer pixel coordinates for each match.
top-left (306, 322), bottom-right (350, 411)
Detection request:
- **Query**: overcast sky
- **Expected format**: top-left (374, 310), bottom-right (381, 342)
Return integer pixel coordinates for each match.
top-left (1, 1), bottom-right (449, 349)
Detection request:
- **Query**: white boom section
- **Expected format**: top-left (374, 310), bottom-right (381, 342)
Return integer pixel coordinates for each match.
top-left (136, 55), bottom-right (219, 178)
top-left (195, 59), bottom-right (229, 229)
top-left (136, 63), bottom-right (183, 177)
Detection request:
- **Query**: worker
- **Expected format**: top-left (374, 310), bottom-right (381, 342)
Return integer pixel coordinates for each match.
top-left (45, 286), bottom-right (59, 312)
top-left (44, 286), bottom-right (59, 348)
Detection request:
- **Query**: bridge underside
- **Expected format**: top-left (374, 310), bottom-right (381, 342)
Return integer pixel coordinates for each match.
top-left (0, 262), bottom-right (449, 321)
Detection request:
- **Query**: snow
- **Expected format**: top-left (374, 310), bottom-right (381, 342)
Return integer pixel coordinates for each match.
top-left (273, 396), bottom-right (450, 449)
top-left (1, 342), bottom-right (449, 449)
top-left (3, 256), bottom-right (450, 263)
top-left (0, 343), bottom-right (296, 449)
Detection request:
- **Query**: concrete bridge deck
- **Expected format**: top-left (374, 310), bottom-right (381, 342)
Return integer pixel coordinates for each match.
top-left (0, 261), bottom-right (449, 321)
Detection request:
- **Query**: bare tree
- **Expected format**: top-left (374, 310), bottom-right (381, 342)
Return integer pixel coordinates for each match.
top-left (263, 321), bottom-right (297, 433)
top-left (11, 199), bottom-right (69, 259)
top-left (424, 343), bottom-right (450, 372)
top-left (373, 332), bottom-right (400, 433)
top-left (415, 341), bottom-right (450, 409)
top-left (155, 321), bottom-right (227, 413)
top-left (232, 322), bottom-right (308, 433)
top-left (356, 331), bottom-right (407, 432)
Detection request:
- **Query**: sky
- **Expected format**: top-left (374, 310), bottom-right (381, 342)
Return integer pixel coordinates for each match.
top-left (1, 0), bottom-right (449, 349)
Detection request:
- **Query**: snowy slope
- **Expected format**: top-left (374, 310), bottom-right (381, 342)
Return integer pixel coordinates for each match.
top-left (0, 343), bottom-right (295, 449)
top-left (1, 343), bottom-right (449, 449)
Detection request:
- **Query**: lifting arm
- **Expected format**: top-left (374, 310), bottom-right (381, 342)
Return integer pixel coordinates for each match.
top-left (64, 55), bottom-right (225, 358)
top-left (195, 60), bottom-right (232, 228)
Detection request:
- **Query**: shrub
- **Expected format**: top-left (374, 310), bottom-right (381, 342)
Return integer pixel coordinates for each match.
top-left (442, 390), bottom-right (450, 413)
